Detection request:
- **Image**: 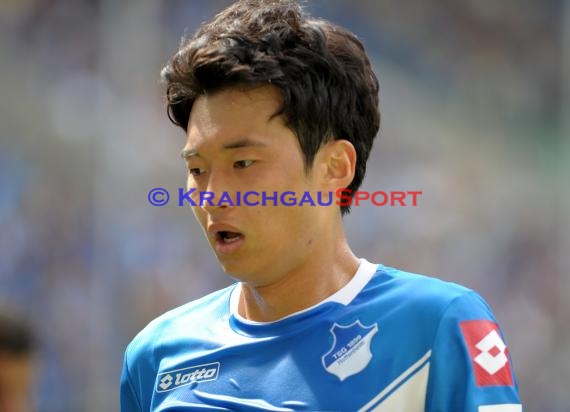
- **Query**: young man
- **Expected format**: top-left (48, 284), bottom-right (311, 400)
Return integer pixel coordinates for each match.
top-left (0, 312), bottom-right (35, 412)
top-left (121, 1), bottom-right (522, 410)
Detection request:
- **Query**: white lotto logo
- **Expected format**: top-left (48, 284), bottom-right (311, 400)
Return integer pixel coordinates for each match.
top-left (474, 330), bottom-right (508, 375)
top-left (156, 362), bottom-right (220, 392)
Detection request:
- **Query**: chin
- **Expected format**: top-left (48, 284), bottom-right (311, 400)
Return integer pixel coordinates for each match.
top-left (221, 262), bottom-right (273, 288)
top-left (216, 256), bottom-right (254, 279)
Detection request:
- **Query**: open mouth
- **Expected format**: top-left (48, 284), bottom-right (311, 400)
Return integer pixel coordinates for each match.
top-left (216, 230), bottom-right (244, 244)
top-left (207, 223), bottom-right (245, 255)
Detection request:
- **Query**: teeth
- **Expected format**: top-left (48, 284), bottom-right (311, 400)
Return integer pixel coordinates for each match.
top-left (223, 236), bottom-right (240, 244)
top-left (219, 231), bottom-right (242, 244)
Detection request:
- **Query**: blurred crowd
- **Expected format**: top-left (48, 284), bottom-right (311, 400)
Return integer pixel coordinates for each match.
top-left (0, 0), bottom-right (568, 411)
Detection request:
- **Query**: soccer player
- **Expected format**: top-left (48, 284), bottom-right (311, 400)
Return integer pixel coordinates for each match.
top-left (0, 312), bottom-right (35, 412)
top-left (121, 1), bottom-right (522, 410)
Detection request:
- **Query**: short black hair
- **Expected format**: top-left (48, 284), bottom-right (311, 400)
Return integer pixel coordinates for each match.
top-left (162, 0), bottom-right (381, 214)
top-left (0, 312), bottom-right (35, 356)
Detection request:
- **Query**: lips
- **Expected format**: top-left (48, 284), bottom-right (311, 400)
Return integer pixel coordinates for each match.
top-left (207, 223), bottom-right (245, 255)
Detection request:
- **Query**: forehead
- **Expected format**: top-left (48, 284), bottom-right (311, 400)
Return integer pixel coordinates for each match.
top-left (186, 85), bottom-right (285, 146)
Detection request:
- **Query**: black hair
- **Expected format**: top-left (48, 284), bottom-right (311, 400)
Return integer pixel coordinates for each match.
top-left (162, 0), bottom-right (381, 214)
top-left (0, 312), bottom-right (34, 355)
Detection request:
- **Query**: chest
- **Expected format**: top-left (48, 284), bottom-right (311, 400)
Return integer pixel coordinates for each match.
top-left (149, 317), bottom-right (432, 411)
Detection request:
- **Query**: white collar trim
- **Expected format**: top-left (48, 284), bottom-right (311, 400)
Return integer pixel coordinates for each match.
top-left (229, 258), bottom-right (378, 325)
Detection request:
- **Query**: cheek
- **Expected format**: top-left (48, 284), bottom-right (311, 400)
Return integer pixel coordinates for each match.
top-left (253, 202), bottom-right (316, 246)
top-left (261, 172), bottom-right (310, 198)
top-left (191, 206), bottom-right (207, 228)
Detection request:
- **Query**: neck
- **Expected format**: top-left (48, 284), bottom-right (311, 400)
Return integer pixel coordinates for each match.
top-left (237, 228), bottom-right (359, 322)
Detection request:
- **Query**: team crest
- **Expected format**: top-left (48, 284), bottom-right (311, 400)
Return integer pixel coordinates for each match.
top-left (321, 320), bottom-right (379, 381)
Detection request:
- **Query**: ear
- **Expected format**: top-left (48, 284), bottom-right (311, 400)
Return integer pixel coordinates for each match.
top-left (314, 139), bottom-right (356, 191)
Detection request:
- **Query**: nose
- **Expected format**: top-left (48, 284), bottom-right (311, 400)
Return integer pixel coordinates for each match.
top-left (201, 169), bottom-right (232, 214)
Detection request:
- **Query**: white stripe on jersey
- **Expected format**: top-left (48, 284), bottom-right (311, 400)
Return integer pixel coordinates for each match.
top-left (358, 350), bottom-right (431, 412)
top-left (479, 405), bottom-right (522, 412)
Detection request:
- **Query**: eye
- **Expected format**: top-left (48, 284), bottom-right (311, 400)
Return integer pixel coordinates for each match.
top-left (234, 160), bottom-right (254, 169)
top-left (188, 167), bottom-right (206, 176)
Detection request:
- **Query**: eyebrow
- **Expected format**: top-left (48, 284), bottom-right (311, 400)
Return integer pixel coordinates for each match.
top-left (180, 138), bottom-right (267, 160)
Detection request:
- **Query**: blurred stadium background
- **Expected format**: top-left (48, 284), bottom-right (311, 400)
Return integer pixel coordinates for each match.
top-left (0, 0), bottom-right (569, 410)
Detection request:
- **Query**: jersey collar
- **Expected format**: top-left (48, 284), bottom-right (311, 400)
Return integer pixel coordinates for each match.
top-left (228, 258), bottom-right (379, 330)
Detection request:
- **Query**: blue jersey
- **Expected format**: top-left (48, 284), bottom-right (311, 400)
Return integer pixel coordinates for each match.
top-left (121, 260), bottom-right (521, 411)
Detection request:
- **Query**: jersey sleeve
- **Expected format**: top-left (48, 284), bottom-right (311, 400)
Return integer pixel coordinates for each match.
top-left (120, 347), bottom-right (143, 412)
top-left (426, 291), bottom-right (522, 412)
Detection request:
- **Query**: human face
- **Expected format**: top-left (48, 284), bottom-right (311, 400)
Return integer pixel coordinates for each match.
top-left (182, 86), bottom-right (328, 286)
top-left (0, 354), bottom-right (34, 412)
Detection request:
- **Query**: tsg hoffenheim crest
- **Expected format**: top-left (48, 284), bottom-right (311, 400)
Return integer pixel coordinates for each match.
top-left (321, 320), bottom-right (379, 381)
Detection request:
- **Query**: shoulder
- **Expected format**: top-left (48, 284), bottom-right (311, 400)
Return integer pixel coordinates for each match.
top-left (367, 263), bottom-right (499, 342)
top-left (120, 284), bottom-right (236, 410)
top-left (373, 264), bottom-right (482, 313)
top-left (124, 284), bottom-right (236, 370)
